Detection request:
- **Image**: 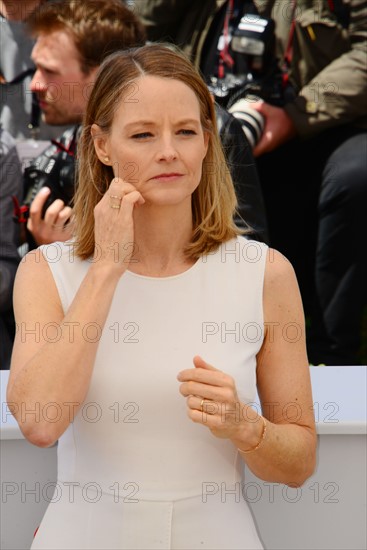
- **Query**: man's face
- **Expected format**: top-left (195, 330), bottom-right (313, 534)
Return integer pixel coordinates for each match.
top-left (30, 30), bottom-right (97, 126)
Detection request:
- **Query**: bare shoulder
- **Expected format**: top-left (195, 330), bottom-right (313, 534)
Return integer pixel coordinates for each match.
top-left (263, 247), bottom-right (304, 321)
top-left (13, 248), bottom-right (62, 315)
top-left (15, 248), bottom-right (54, 287)
top-left (264, 247), bottom-right (297, 285)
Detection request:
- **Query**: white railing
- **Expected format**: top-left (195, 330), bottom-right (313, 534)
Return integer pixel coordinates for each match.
top-left (1, 367), bottom-right (366, 550)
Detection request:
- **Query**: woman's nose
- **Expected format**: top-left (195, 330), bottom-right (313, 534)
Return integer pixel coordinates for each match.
top-left (156, 136), bottom-right (178, 161)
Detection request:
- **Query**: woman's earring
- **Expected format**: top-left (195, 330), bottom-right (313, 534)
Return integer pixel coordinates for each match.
top-left (104, 156), bottom-right (110, 163)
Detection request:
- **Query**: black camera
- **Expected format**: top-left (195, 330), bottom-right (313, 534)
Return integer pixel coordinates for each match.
top-left (14, 128), bottom-right (79, 224)
top-left (208, 14), bottom-right (282, 103)
top-left (204, 9), bottom-right (294, 147)
top-left (22, 147), bottom-right (76, 218)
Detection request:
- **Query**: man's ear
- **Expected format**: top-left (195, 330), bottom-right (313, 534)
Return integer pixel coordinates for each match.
top-left (91, 124), bottom-right (110, 165)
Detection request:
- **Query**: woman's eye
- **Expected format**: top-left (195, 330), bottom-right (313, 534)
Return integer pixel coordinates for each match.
top-left (131, 132), bottom-right (152, 139)
top-left (179, 129), bottom-right (196, 136)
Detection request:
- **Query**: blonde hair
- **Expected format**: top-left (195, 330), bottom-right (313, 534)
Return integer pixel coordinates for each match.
top-left (73, 43), bottom-right (245, 260)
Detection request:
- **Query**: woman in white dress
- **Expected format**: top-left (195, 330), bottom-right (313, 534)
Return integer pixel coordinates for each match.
top-left (7, 44), bottom-right (317, 550)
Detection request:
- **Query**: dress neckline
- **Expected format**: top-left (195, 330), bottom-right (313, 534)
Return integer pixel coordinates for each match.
top-left (125, 256), bottom-right (203, 281)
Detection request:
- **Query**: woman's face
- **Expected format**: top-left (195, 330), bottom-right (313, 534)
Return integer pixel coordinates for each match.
top-left (93, 75), bottom-right (209, 207)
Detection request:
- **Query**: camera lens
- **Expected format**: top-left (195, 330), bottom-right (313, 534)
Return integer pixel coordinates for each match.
top-left (228, 97), bottom-right (265, 149)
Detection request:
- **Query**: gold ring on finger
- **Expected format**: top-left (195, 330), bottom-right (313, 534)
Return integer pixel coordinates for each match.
top-left (109, 194), bottom-right (122, 209)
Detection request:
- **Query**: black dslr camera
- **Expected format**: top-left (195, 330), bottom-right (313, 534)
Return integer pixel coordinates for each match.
top-left (22, 145), bottom-right (76, 218)
top-left (13, 128), bottom-right (78, 224)
top-left (207, 13), bottom-right (285, 109)
top-left (203, 6), bottom-right (294, 147)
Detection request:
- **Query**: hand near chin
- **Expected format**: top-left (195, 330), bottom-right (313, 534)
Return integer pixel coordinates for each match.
top-left (93, 177), bottom-right (145, 274)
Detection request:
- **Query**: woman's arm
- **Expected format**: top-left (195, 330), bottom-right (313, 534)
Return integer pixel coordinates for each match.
top-left (7, 178), bottom-right (144, 447)
top-left (178, 248), bottom-right (317, 487)
top-left (6, 249), bottom-right (122, 447)
top-left (234, 248), bottom-right (317, 486)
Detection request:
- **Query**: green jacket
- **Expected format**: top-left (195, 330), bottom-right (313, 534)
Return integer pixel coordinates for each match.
top-left (136, 0), bottom-right (226, 61)
top-left (254, 0), bottom-right (367, 136)
top-left (137, 0), bottom-right (367, 137)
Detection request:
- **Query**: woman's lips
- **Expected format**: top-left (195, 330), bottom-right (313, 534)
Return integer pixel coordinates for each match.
top-left (151, 173), bottom-right (183, 181)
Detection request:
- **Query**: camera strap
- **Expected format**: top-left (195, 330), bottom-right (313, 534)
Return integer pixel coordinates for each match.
top-left (11, 195), bottom-right (29, 224)
top-left (51, 125), bottom-right (78, 157)
top-left (218, 0), bottom-right (235, 78)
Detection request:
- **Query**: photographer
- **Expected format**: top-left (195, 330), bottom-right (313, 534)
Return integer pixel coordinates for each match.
top-left (137, 0), bottom-right (367, 365)
top-left (0, 0), bottom-right (70, 140)
top-left (16, 0), bottom-right (146, 248)
top-left (241, 0), bottom-right (367, 366)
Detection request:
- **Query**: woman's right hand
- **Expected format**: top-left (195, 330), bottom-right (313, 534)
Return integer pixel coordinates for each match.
top-left (8, 179), bottom-right (144, 447)
top-left (93, 177), bottom-right (145, 275)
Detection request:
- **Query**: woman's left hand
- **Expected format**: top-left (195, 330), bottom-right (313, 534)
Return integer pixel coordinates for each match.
top-left (177, 355), bottom-right (256, 441)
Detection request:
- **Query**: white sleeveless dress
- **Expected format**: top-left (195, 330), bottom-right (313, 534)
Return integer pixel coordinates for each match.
top-left (31, 236), bottom-right (267, 550)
